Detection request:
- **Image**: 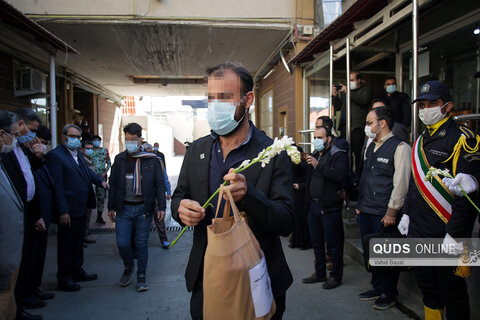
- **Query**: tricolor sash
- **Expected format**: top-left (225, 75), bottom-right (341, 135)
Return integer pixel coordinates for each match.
top-left (412, 135), bottom-right (454, 223)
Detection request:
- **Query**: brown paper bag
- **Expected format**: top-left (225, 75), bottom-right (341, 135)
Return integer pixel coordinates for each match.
top-left (203, 185), bottom-right (276, 320)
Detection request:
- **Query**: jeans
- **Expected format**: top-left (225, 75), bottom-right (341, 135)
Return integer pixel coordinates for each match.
top-left (357, 212), bottom-right (399, 300)
top-left (116, 204), bottom-right (152, 274)
top-left (307, 201), bottom-right (344, 281)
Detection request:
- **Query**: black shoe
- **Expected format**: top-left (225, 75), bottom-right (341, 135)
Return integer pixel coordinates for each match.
top-left (302, 273), bottom-right (327, 284)
top-left (58, 280), bottom-right (81, 292)
top-left (358, 289), bottom-right (380, 301)
top-left (73, 272), bottom-right (98, 282)
top-left (33, 288), bottom-right (55, 300)
top-left (322, 277), bottom-right (342, 290)
top-left (373, 294), bottom-right (396, 310)
top-left (16, 309), bottom-right (43, 320)
top-left (20, 297), bottom-right (46, 309)
top-left (96, 218), bottom-right (106, 224)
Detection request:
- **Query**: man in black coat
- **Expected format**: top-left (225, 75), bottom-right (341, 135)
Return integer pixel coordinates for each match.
top-left (46, 124), bottom-right (108, 292)
top-left (171, 62), bottom-right (294, 320)
top-left (302, 126), bottom-right (348, 289)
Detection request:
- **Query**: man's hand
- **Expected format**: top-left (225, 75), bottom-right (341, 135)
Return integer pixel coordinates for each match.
top-left (223, 168), bottom-right (247, 202)
top-left (59, 213), bottom-right (71, 227)
top-left (34, 218), bottom-right (47, 232)
top-left (339, 84), bottom-right (347, 93)
top-left (101, 181), bottom-right (110, 190)
top-left (381, 215), bottom-right (396, 227)
top-left (157, 210), bottom-right (165, 221)
top-left (178, 199), bottom-right (205, 226)
top-left (306, 155), bottom-right (318, 168)
top-left (442, 173), bottom-right (478, 196)
top-left (108, 210), bottom-right (116, 222)
top-left (293, 183), bottom-right (299, 190)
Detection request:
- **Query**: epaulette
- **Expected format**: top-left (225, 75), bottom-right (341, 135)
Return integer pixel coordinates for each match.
top-left (442, 125), bottom-right (480, 175)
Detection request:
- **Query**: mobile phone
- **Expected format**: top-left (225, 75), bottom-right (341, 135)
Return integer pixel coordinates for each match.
top-left (301, 152), bottom-right (308, 161)
top-left (335, 84), bottom-right (342, 91)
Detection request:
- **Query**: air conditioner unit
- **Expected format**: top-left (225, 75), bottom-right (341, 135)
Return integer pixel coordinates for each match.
top-left (14, 67), bottom-right (47, 97)
top-left (302, 25), bottom-right (314, 36)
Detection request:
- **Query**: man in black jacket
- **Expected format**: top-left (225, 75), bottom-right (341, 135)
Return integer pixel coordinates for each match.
top-left (108, 123), bottom-right (166, 292)
top-left (171, 62), bottom-right (294, 320)
top-left (302, 126), bottom-right (348, 289)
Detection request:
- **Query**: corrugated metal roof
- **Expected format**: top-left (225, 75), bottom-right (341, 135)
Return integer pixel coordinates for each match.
top-left (290, 0), bottom-right (388, 65)
top-left (0, 0), bottom-right (79, 54)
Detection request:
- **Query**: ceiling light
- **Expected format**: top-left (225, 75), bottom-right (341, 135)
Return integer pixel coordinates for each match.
top-left (474, 27), bottom-right (480, 35)
top-left (263, 67), bottom-right (275, 80)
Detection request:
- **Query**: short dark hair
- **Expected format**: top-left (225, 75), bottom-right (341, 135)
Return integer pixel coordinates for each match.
top-left (371, 107), bottom-right (394, 129)
top-left (316, 125), bottom-right (332, 138)
top-left (123, 123), bottom-right (142, 137)
top-left (36, 125), bottom-right (51, 141)
top-left (92, 135), bottom-right (101, 141)
top-left (384, 76), bottom-right (397, 83)
top-left (82, 140), bottom-right (93, 148)
top-left (15, 107), bottom-right (41, 125)
top-left (370, 98), bottom-right (391, 111)
top-left (317, 116), bottom-right (333, 129)
top-left (351, 71), bottom-right (362, 80)
top-left (441, 95), bottom-right (452, 103)
top-left (206, 61), bottom-right (254, 97)
top-left (0, 110), bottom-right (18, 132)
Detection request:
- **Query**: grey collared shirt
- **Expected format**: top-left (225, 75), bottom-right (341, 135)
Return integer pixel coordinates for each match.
top-left (13, 145), bottom-right (35, 202)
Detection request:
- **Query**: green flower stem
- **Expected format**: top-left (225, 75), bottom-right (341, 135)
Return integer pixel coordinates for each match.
top-left (459, 185), bottom-right (480, 214)
top-left (170, 158), bottom-right (263, 248)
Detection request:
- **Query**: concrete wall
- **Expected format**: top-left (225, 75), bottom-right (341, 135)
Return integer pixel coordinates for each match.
top-left (97, 96), bottom-right (118, 153)
top-left (10, 0), bottom-right (295, 20)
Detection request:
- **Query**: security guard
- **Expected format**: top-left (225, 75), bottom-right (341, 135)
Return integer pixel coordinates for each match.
top-left (91, 135), bottom-right (111, 224)
top-left (398, 81), bottom-right (480, 320)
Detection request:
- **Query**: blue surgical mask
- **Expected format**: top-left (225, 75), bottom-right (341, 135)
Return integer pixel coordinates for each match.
top-left (65, 137), bottom-right (81, 150)
top-left (153, 147), bottom-right (158, 151)
top-left (18, 129), bottom-right (36, 144)
top-left (84, 148), bottom-right (93, 157)
top-left (313, 138), bottom-right (326, 152)
top-left (207, 100), bottom-right (245, 136)
top-left (125, 141), bottom-right (139, 154)
top-left (93, 140), bottom-right (101, 148)
top-left (386, 85), bottom-right (397, 94)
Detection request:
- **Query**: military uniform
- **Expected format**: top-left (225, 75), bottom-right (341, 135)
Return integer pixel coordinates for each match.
top-left (407, 117), bottom-right (480, 319)
top-left (91, 147), bottom-right (111, 221)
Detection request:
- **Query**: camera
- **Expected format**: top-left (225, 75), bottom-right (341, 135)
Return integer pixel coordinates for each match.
top-left (335, 84), bottom-right (343, 91)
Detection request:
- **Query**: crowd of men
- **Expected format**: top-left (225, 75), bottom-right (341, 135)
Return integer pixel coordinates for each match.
top-left (1, 63), bottom-right (480, 320)
top-left (291, 74), bottom-right (480, 319)
top-left (0, 109), bottom-right (170, 320)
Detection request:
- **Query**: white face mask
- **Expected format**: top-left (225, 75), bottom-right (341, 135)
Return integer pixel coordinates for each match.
top-left (418, 103), bottom-right (448, 126)
top-left (350, 81), bottom-right (357, 90)
top-left (364, 122), bottom-right (380, 139)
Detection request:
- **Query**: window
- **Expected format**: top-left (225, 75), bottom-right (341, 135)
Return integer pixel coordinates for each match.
top-left (260, 90), bottom-right (273, 138)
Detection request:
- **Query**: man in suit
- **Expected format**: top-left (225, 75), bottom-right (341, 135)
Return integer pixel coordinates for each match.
top-left (172, 62), bottom-right (294, 319)
top-left (46, 124), bottom-right (108, 292)
top-left (0, 110), bottom-right (28, 320)
top-left (0, 109), bottom-right (47, 319)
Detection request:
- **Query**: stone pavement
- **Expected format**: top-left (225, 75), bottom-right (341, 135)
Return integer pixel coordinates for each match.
top-left (33, 230), bottom-right (417, 320)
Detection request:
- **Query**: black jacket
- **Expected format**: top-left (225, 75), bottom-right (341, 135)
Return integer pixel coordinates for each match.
top-left (46, 144), bottom-right (103, 218)
top-left (171, 125), bottom-right (294, 298)
top-left (305, 144), bottom-right (348, 211)
top-left (407, 118), bottom-right (480, 238)
top-left (1, 143), bottom-right (44, 204)
top-left (108, 150), bottom-right (166, 214)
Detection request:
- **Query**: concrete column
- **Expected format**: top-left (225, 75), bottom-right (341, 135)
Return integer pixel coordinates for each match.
top-left (49, 55), bottom-right (57, 148)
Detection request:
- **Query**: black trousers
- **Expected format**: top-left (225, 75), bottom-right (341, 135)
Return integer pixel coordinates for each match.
top-left (15, 206), bottom-right (49, 301)
top-left (57, 215), bottom-right (86, 282)
top-left (153, 215), bottom-right (168, 243)
top-left (414, 266), bottom-right (470, 320)
top-left (190, 276), bottom-right (286, 320)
